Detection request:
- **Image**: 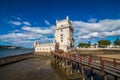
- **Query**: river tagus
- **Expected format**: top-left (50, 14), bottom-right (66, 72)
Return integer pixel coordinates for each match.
top-left (0, 58), bottom-right (59, 80)
top-left (0, 49), bottom-right (82, 80)
top-left (0, 48), bottom-right (34, 58)
top-left (0, 56), bottom-right (82, 80)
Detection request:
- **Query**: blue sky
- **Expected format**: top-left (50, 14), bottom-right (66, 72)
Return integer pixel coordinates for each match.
top-left (0, 0), bottom-right (120, 48)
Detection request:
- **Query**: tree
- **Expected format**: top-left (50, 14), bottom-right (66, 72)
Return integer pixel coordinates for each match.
top-left (98, 40), bottom-right (111, 48)
top-left (114, 37), bottom-right (120, 46)
top-left (78, 43), bottom-right (89, 48)
top-left (88, 41), bottom-right (91, 48)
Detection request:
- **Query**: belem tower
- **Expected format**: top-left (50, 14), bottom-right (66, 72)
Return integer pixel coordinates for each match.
top-left (34, 16), bottom-right (75, 52)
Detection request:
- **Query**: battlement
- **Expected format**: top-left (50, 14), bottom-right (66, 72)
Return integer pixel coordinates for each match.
top-left (56, 16), bottom-right (72, 27)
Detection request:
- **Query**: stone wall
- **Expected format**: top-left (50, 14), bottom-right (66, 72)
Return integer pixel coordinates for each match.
top-left (35, 44), bottom-right (55, 52)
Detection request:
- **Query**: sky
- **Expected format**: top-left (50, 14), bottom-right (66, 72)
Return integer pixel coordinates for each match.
top-left (0, 0), bottom-right (120, 48)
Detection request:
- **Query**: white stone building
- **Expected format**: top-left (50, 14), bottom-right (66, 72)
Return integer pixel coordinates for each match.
top-left (34, 16), bottom-right (74, 52)
top-left (34, 41), bottom-right (55, 52)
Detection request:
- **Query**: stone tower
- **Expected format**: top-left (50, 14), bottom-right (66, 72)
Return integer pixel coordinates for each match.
top-left (55, 16), bottom-right (74, 52)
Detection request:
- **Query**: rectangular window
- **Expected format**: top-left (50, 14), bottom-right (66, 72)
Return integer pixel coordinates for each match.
top-left (61, 36), bottom-right (63, 39)
top-left (61, 40), bottom-right (62, 42)
top-left (61, 34), bottom-right (63, 36)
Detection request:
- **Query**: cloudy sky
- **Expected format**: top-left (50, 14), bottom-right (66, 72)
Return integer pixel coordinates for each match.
top-left (0, 0), bottom-right (120, 48)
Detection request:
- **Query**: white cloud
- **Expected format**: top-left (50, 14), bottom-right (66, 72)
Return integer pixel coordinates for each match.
top-left (16, 17), bottom-right (22, 21)
top-left (0, 25), bottom-right (55, 47)
top-left (88, 18), bottom-right (97, 23)
top-left (0, 33), bottom-right (40, 39)
top-left (73, 19), bottom-right (120, 43)
top-left (103, 30), bottom-right (120, 36)
top-left (1, 17), bottom-right (55, 47)
top-left (44, 20), bottom-right (50, 25)
top-left (10, 17), bottom-right (31, 26)
top-left (1, 18), bottom-right (120, 47)
top-left (0, 32), bottom-right (44, 47)
top-left (12, 30), bottom-right (21, 32)
top-left (10, 21), bottom-right (22, 26)
top-left (23, 21), bottom-right (31, 26)
top-left (22, 26), bottom-right (54, 34)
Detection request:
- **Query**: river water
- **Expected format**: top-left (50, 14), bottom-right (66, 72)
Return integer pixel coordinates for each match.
top-left (0, 56), bottom-right (83, 80)
top-left (0, 49), bottom-right (117, 80)
top-left (0, 57), bottom-right (63, 80)
top-left (0, 49), bottom-right (82, 80)
top-left (0, 48), bottom-right (34, 58)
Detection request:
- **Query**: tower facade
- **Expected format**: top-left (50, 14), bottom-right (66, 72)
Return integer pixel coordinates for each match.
top-left (34, 16), bottom-right (74, 52)
top-left (55, 16), bottom-right (74, 52)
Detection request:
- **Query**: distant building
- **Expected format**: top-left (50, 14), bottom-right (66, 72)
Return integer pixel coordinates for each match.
top-left (90, 43), bottom-right (98, 48)
top-left (34, 16), bottom-right (75, 52)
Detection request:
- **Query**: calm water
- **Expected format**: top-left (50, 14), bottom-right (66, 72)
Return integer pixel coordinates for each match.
top-left (0, 48), bottom-right (34, 58)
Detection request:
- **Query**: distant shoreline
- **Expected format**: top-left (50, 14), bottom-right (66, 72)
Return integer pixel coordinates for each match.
top-left (0, 45), bottom-right (25, 49)
top-left (77, 48), bottom-right (120, 54)
top-left (0, 48), bottom-right (34, 58)
top-left (0, 52), bottom-right (51, 66)
top-left (1, 48), bottom-right (120, 66)
top-left (0, 52), bottom-right (34, 66)
top-left (77, 48), bottom-right (120, 50)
